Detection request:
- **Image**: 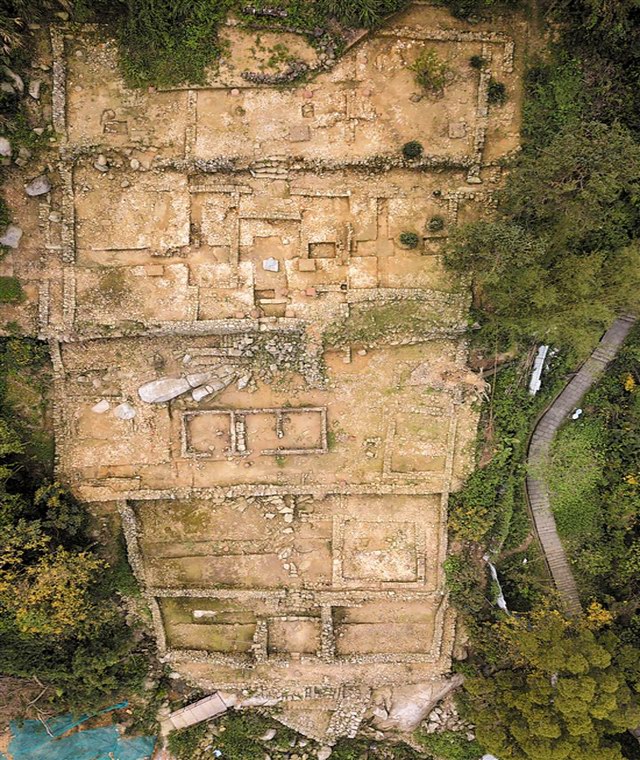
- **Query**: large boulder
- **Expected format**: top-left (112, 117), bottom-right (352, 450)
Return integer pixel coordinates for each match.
top-left (3, 67), bottom-right (23, 94)
top-left (138, 376), bottom-right (191, 403)
top-left (370, 676), bottom-right (464, 732)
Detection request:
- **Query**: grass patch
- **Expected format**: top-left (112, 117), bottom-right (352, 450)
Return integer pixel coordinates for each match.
top-left (0, 338), bottom-right (53, 477)
top-left (546, 418), bottom-right (605, 541)
top-left (0, 276), bottom-right (24, 304)
top-left (97, 268), bottom-right (129, 303)
top-left (323, 300), bottom-right (444, 348)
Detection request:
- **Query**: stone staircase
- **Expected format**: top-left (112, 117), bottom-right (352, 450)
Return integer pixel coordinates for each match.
top-left (325, 685), bottom-right (372, 742)
top-left (250, 154), bottom-right (290, 180)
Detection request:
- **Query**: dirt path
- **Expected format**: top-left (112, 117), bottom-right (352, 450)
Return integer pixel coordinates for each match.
top-left (525, 314), bottom-right (637, 616)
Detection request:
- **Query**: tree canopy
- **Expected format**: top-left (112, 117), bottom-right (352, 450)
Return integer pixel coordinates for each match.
top-left (464, 610), bottom-right (640, 760)
top-left (444, 122), bottom-right (640, 353)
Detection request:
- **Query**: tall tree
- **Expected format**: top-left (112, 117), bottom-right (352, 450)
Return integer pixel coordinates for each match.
top-left (464, 610), bottom-right (640, 760)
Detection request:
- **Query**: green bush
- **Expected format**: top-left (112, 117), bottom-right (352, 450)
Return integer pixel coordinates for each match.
top-left (487, 79), bottom-right (507, 105)
top-left (0, 276), bottom-right (24, 304)
top-left (402, 140), bottom-right (424, 159)
top-left (167, 723), bottom-right (208, 760)
top-left (469, 54), bottom-right (486, 70)
top-left (417, 729), bottom-right (482, 760)
top-left (428, 215), bottom-right (445, 232)
top-left (411, 48), bottom-right (449, 93)
top-left (400, 231), bottom-right (420, 248)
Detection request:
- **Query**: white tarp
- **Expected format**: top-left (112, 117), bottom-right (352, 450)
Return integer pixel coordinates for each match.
top-left (528, 344), bottom-right (550, 395)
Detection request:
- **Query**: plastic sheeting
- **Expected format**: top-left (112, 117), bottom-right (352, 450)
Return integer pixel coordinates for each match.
top-left (0, 705), bottom-right (155, 760)
top-left (528, 344), bottom-right (550, 395)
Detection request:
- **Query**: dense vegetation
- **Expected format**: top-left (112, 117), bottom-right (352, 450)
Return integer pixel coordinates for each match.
top-left (443, 0), bottom-right (640, 757)
top-left (167, 710), bottom-right (428, 759)
top-left (546, 326), bottom-right (640, 605)
top-left (76, 0), bottom-right (411, 87)
top-left (0, 339), bottom-right (147, 710)
top-left (465, 609), bottom-right (640, 760)
top-left (444, 122), bottom-right (640, 355)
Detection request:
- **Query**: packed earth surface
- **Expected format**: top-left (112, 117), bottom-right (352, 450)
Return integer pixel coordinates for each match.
top-left (1, 3), bottom-right (528, 746)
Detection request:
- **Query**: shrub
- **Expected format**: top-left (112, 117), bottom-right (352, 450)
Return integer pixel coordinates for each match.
top-left (0, 276), bottom-right (24, 303)
top-left (417, 729), bottom-right (482, 760)
top-left (110, 0), bottom-right (235, 88)
top-left (410, 48), bottom-right (449, 93)
top-left (487, 79), bottom-right (507, 105)
top-left (167, 723), bottom-right (208, 760)
top-left (428, 215), bottom-right (445, 232)
top-left (399, 231), bottom-right (420, 248)
top-left (469, 54), bottom-right (486, 70)
top-left (402, 140), bottom-right (424, 159)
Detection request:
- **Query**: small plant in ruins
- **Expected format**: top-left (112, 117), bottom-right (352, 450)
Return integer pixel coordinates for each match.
top-left (410, 48), bottom-right (449, 94)
top-left (487, 78), bottom-right (507, 105)
top-left (399, 231), bottom-right (420, 248)
top-left (469, 54), bottom-right (486, 70)
top-left (0, 275), bottom-right (24, 303)
top-left (402, 140), bottom-right (424, 159)
top-left (427, 215), bottom-right (445, 232)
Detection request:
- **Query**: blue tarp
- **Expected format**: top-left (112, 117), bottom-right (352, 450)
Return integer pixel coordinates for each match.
top-left (1, 704), bottom-right (155, 760)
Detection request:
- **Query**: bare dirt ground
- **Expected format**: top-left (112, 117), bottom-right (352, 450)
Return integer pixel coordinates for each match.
top-left (0, 2), bottom-right (528, 744)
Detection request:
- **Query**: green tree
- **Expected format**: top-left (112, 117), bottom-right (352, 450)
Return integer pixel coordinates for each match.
top-left (444, 122), bottom-right (640, 352)
top-left (35, 482), bottom-right (88, 543)
top-left (465, 610), bottom-right (640, 760)
top-left (7, 547), bottom-right (104, 637)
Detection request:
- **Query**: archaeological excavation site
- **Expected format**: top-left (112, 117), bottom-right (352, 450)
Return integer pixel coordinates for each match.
top-left (0, 1), bottom-right (528, 750)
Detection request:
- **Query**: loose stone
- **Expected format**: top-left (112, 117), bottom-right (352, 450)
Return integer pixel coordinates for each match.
top-left (0, 224), bottom-right (22, 249)
top-left (25, 174), bottom-right (51, 196)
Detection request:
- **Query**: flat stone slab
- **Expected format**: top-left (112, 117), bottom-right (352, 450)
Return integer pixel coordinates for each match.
top-left (139, 376), bottom-right (191, 403)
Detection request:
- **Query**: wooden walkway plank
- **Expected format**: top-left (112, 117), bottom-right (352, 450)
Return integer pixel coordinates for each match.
top-left (525, 315), bottom-right (637, 617)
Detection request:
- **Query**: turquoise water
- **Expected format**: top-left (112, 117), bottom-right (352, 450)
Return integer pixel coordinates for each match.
top-left (0, 705), bottom-right (155, 760)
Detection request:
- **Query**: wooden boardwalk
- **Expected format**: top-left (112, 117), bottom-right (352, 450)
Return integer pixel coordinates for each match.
top-left (160, 692), bottom-right (229, 736)
top-left (525, 314), bottom-right (637, 616)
